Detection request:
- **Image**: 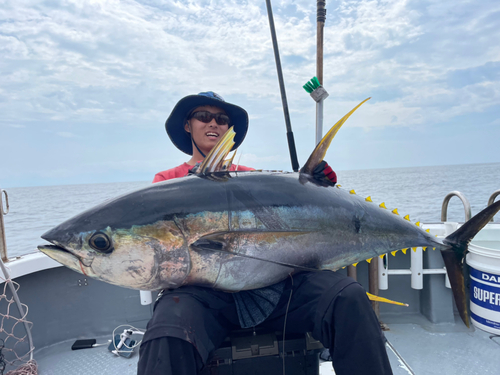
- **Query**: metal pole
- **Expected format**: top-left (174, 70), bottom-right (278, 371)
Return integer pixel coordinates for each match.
top-left (315, 0), bottom-right (326, 145)
top-left (347, 265), bottom-right (357, 281)
top-left (265, 0), bottom-right (300, 172)
top-left (317, 1), bottom-right (326, 86)
top-left (0, 189), bottom-right (9, 262)
top-left (369, 260), bottom-right (380, 318)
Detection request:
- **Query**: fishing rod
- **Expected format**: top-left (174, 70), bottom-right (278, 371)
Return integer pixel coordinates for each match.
top-left (264, 0), bottom-right (300, 172)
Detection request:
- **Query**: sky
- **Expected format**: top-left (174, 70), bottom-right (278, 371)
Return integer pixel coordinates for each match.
top-left (1, 0), bottom-right (499, 188)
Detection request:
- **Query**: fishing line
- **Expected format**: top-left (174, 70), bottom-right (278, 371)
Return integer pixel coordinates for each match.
top-left (282, 273), bottom-right (293, 375)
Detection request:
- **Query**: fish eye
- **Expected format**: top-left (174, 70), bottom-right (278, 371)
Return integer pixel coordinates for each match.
top-left (89, 232), bottom-right (113, 253)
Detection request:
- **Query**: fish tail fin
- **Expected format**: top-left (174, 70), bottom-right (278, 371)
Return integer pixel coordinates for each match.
top-left (442, 200), bottom-right (500, 327)
top-left (300, 98), bottom-right (370, 175)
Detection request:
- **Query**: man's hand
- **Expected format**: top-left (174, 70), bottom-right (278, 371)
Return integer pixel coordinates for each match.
top-left (187, 162), bottom-right (202, 175)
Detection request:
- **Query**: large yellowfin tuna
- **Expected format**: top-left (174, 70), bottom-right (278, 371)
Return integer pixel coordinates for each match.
top-left (38, 99), bottom-right (500, 328)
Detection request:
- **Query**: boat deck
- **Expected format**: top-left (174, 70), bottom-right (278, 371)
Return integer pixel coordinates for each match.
top-left (32, 319), bottom-right (500, 375)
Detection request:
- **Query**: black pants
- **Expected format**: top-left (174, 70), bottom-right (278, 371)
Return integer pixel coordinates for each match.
top-left (137, 271), bottom-right (393, 375)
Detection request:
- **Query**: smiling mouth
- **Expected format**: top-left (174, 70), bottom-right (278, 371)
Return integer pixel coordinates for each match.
top-left (206, 132), bottom-right (219, 139)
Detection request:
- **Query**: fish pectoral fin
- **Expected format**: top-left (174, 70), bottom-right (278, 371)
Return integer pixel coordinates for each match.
top-left (197, 127), bottom-right (237, 173)
top-left (191, 238), bottom-right (226, 252)
top-left (192, 231), bottom-right (319, 272)
top-left (300, 98), bottom-right (370, 175)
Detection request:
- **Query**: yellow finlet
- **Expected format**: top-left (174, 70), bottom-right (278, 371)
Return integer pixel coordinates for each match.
top-left (404, 214), bottom-right (410, 221)
top-left (412, 247), bottom-right (417, 252)
top-left (391, 250), bottom-right (398, 256)
top-left (425, 229), bottom-right (430, 233)
top-left (366, 258), bottom-right (372, 263)
top-left (365, 196), bottom-right (373, 202)
top-left (433, 247), bottom-right (436, 250)
top-left (349, 190), bottom-right (356, 195)
top-left (352, 262), bottom-right (358, 267)
top-left (379, 202), bottom-right (387, 209)
top-left (392, 208), bottom-right (399, 215)
top-left (402, 248), bottom-right (408, 254)
top-left (366, 293), bottom-right (409, 307)
top-left (379, 254), bottom-right (385, 259)
top-left (301, 98), bottom-right (371, 174)
top-left (422, 247), bottom-right (427, 251)
top-left (415, 221), bottom-right (421, 227)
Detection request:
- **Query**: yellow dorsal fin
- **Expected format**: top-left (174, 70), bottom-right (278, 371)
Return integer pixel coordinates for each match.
top-left (365, 196), bottom-right (372, 202)
top-left (349, 190), bottom-right (356, 194)
top-left (379, 202), bottom-right (387, 209)
top-left (402, 248), bottom-right (408, 254)
top-left (392, 208), bottom-right (399, 215)
top-left (198, 127), bottom-right (236, 173)
top-left (301, 98), bottom-right (370, 174)
top-left (391, 250), bottom-right (398, 256)
top-left (366, 293), bottom-right (409, 307)
top-left (404, 214), bottom-right (410, 221)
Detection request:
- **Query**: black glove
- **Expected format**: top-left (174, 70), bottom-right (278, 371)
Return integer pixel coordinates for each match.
top-left (313, 161), bottom-right (337, 185)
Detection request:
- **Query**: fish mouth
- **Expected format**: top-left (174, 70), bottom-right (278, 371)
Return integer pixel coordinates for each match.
top-left (38, 244), bottom-right (94, 275)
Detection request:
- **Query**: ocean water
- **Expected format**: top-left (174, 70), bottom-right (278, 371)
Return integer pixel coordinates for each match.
top-left (1, 163), bottom-right (499, 258)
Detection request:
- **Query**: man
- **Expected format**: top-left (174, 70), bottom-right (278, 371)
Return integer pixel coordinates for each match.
top-left (138, 92), bottom-right (393, 375)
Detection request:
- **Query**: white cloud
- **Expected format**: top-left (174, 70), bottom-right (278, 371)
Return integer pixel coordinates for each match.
top-left (56, 131), bottom-right (78, 138)
top-left (1, 0), bottom-right (499, 186)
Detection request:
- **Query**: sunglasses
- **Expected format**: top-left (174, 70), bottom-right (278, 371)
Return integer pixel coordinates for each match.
top-left (189, 111), bottom-right (230, 126)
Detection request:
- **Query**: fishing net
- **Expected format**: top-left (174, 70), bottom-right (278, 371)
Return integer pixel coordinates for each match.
top-left (0, 278), bottom-right (37, 375)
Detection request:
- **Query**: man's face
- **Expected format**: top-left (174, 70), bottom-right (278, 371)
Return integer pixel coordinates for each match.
top-left (185, 105), bottom-right (230, 156)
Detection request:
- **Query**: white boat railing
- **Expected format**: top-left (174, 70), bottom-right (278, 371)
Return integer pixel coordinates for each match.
top-left (378, 224), bottom-right (453, 290)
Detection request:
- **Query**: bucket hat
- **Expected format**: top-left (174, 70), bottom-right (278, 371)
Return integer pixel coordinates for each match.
top-left (165, 91), bottom-right (249, 155)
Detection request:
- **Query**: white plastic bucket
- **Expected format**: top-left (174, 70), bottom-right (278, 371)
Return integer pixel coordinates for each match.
top-left (466, 240), bottom-right (500, 335)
